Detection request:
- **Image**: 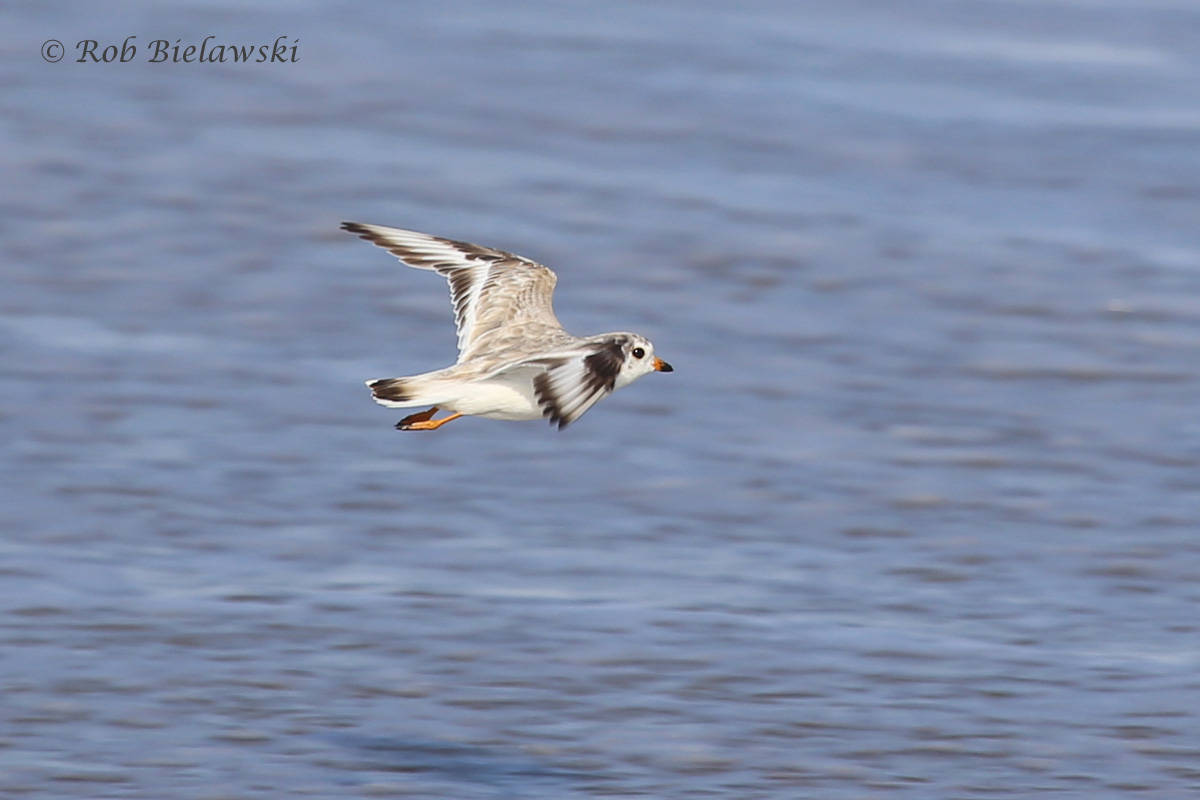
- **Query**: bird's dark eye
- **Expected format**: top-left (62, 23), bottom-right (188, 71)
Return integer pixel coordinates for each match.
top-left (632, 347), bottom-right (645, 359)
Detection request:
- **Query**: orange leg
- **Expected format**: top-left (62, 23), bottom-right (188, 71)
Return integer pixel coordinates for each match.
top-left (396, 408), bottom-right (464, 431)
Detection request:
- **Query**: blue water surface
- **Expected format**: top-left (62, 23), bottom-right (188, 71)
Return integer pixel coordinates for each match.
top-left (4, 1), bottom-right (1200, 797)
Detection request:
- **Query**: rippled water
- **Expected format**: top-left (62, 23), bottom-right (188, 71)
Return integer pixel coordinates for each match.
top-left (5, 1), bottom-right (1200, 797)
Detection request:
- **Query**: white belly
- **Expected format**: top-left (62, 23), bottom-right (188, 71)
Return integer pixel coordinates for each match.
top-left (440, 376), bottom-right (544, 421)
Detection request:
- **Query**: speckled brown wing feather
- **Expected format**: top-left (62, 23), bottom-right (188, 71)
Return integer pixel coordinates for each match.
top-left (342, 222), bottom-right (566, 364)
top-left (523, 339), bottom-right (625, 429)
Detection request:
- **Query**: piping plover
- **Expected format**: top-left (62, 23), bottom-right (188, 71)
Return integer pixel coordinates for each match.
top-left (344, 222), bottom-right (672, 430)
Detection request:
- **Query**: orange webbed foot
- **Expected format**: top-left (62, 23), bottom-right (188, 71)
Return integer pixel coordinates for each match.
top-left (396, 409), bottom-right (463, 431)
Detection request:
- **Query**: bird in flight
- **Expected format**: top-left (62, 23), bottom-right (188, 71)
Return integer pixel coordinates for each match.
top-left (344, 222), bottom-right (672, 431)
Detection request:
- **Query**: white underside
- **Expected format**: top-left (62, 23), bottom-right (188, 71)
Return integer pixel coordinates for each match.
top-left (372, 370), bottom-right (545, 421)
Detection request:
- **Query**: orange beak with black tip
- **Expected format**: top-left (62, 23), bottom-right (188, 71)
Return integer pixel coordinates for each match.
top-left (653, 357), bottom-right (673, 372)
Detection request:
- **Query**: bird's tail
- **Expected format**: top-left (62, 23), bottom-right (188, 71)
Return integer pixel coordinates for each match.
top-left (365, 373), bottom-right (457, 409)
top-left (366, 377), bottom-right (414, 406)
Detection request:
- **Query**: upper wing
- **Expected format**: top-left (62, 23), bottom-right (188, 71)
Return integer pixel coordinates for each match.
top-left (501, 339), bottom-right (625, 429)
top-left (342, 222), bottom-right (564, 362)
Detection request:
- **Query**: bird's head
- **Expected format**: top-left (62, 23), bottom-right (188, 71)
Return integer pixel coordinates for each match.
top-left (611, 333), bottom-right (672, 389)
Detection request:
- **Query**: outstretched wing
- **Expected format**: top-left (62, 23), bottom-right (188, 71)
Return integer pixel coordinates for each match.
top-left (342, 222), bottom-right (564, 362)
top-left (509, 339), bottom-right (625, 429)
